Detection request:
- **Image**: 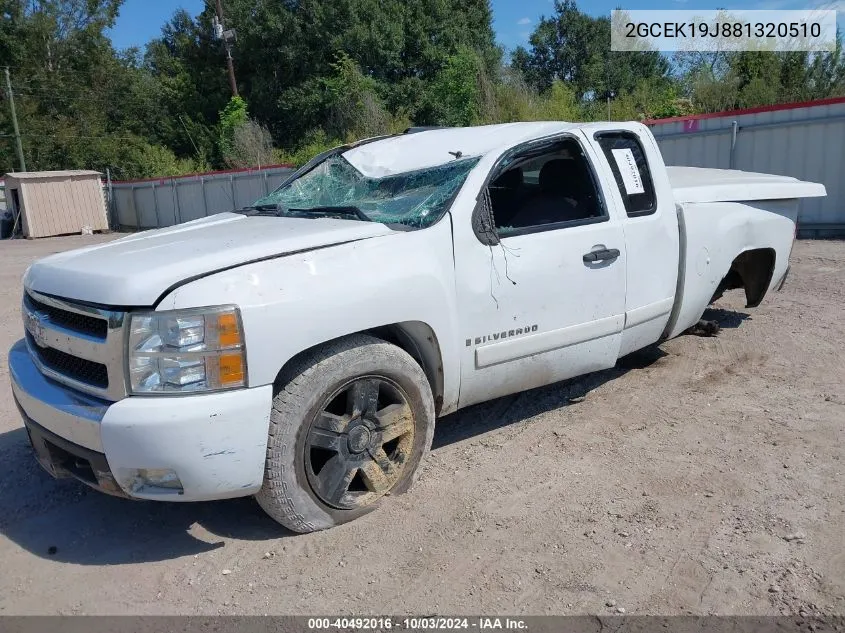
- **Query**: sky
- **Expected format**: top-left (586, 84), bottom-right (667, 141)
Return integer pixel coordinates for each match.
top-left (105, 0), bottom-right (557, 52)
top-left (106, 0), bottom-right (844, 54)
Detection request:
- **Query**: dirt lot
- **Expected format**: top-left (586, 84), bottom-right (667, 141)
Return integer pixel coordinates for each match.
top-left (0, 235), bottom-right (843, 616)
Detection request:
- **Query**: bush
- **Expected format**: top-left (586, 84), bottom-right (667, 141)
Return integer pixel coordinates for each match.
top-left (274, 130), bottom-right (344, 167)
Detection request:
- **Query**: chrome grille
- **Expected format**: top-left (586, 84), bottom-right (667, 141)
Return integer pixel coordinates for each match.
top-left (22, 289), bottom-right (127, 401)
top-left (25, 333), bottom-right (109, 388)
top-left (24, 294), bottom-right (108, 339)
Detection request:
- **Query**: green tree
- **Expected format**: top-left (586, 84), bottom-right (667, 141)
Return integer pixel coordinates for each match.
top-left (511, 0), bottom-right (670, 101)
top-left (217, 96), bottom-right (248, 158)
top-left (0, 0), bottom-right (209, 177)
top-left (427, 47), bottom-right (484, 126)
top-left (175, 0), bottom-right (499, 142)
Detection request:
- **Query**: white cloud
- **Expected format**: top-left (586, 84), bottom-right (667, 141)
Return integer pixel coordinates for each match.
top-left (517, 17), bottom-right (531, 25)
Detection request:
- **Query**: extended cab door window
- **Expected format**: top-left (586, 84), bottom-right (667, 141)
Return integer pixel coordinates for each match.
top-left (592, 126), bottom-right (679, 359)
top-left (485, 137), bottom-right (608, 237)
top-left (595, 132), bottom-right (657, 217)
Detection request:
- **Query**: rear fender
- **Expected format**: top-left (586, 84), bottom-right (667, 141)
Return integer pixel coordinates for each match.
top-left (664, 199), bottom-right (795, 339)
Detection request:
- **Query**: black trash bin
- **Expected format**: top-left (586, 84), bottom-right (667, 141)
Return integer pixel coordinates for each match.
top-left (0, 210), bottom-right (15, 239)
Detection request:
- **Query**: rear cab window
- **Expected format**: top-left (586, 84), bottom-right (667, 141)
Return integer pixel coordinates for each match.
top-left (594, 132), bottom-right (657, 217)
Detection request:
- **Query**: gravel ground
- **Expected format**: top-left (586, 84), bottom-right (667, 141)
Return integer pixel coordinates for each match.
top-left (0, 235), bottom-right (843, 616)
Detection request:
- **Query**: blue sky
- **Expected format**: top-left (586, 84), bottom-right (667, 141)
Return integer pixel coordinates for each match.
top-left (105, 0), bottom-right (559, 51)
top-left (107, 0), bottom-right (844, 53)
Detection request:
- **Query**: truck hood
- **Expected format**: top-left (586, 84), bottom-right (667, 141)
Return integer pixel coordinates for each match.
top-left (24, 213), bottom-right (394, 306)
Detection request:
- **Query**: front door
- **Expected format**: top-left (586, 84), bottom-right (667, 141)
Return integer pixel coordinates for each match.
top-left (453, 133), bottom-right (628, 408)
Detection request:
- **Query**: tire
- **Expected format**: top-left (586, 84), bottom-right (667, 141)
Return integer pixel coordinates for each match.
top-left (255, 334), bottom-right (435, 533)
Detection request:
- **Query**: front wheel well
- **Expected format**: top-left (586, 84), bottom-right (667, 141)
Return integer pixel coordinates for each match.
top-left (711, 248), bottom-right (776, 308)
top-left (273, 323), bottom-right (445, 416)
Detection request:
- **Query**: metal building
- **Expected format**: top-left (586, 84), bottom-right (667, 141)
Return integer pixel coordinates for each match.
top-left (648, 96), bottom-right (845, 237)
top-left (3, 170), bottom-right (109, 239)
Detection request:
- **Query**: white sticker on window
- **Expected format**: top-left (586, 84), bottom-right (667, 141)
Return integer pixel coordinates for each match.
top-left (611, 148), bottom-right (645, 195)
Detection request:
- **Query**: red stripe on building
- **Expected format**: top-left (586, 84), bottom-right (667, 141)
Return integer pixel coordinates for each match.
top-left (645, 95), bottom-right (845, 125)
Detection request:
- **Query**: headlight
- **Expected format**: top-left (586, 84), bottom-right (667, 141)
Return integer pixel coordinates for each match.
top-left (127, 306), bottom-right (246, 394)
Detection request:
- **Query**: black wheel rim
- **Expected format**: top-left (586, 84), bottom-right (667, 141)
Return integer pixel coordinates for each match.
top-left (304, 376), bottom-right (416, 510)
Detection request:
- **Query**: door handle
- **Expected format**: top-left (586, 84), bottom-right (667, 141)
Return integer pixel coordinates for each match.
top-left (583, 248), bottom-right (620, 263)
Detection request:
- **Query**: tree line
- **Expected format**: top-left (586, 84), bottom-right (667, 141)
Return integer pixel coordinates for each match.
top-left (1, 0), bottom-right (844, 179)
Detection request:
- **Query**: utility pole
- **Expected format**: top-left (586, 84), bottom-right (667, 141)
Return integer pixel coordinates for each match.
top-left (4, 67), bottom-right (26, 172)
top-left (213, 0), bottom-right (239, 97)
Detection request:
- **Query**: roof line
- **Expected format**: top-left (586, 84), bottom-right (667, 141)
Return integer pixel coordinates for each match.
top-left (644, 95), bottom-right (845, 125)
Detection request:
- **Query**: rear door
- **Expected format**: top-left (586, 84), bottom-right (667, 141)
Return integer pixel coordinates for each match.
top-left (589, 124), bottom-right (679, 356)
top-left (453, 132), bottom-right (628, 408)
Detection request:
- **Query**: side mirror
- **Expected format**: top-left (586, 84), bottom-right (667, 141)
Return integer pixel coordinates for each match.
top-left (471, 191), bottom-right (500, 247)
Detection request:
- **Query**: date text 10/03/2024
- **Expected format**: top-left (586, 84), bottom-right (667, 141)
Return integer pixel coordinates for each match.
top-left (307, 617), bottom-right (529, 630)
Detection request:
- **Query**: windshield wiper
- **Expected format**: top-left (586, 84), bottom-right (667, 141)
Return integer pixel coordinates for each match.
top-left (238, 204), bottom-right (281, 216)
top-left (286, 206), bottom-right (372, 222)
top-left (238, 204), bottom-right (372, 222)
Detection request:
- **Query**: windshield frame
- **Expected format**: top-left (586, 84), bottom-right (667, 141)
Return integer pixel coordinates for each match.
top-left (249, 147), bottom-right (481, 231)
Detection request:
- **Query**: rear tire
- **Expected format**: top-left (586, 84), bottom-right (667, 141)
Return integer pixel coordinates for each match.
top-left (255, 334), bottom-right (435, 533)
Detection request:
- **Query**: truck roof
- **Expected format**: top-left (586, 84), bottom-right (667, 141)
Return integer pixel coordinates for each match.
top-left (344, 122), bottom-right (580, 178)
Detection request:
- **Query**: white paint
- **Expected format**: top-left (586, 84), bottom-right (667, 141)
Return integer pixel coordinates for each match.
top-left (611, 148), bottom-right (645, 194)
top-left (23, 213), bottom-right (392, 306)
top-left (101, 385), bottom-right (273, 501)
top-left (625, 297), bottom-right (675, 329)
top-left (475, 314), bottom-right (624, 369)
top-left (343, 122), bottom-right (580, 177)
top-left (582, 123), bottom-right (680, 361)
top-left (665, 198), bottom-right (800, 339)
top-left (11, 121), bottom-right (826, 507)
top-left (167, 219), bottom-right (463, 410)
top-left (668, 166), bottom-right (826, 203)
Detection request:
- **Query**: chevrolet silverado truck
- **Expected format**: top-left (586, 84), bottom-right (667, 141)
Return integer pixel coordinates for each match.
top-left (9, 122), bottom-right (825, 532)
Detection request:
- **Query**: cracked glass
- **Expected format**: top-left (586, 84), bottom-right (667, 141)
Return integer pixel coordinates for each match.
top-left (253, 155), bottom-right (480, 229)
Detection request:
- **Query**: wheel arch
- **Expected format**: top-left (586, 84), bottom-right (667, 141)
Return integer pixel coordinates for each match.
top-left (273, 321), bottom-right (446, 416)
top-left (711, 247), bottom-right (777, 308)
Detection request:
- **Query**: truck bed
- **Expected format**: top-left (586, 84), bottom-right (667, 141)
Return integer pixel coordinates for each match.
top-left (667, 166), bottom-right (826, 203)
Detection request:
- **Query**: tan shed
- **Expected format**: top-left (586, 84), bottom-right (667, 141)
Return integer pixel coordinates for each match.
top-left (3, 170), bottom-right (109, 238)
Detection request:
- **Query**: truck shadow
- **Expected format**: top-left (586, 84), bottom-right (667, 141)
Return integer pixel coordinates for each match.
top-left (432, 344), bottom-right (667, 449)
top-left (0, 426), bottom-right (286, 565)
top-left (701, 307), bottom-right (751, 329)
top-left (0, 345), bottom-right (668, 565)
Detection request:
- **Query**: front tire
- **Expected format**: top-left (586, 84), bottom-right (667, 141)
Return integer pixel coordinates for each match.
top-left (255, 334), bottom-right (435, 533)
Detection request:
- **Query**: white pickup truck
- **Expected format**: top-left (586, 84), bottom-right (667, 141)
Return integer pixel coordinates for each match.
top-left (9, 122), bottom-right (825, 532)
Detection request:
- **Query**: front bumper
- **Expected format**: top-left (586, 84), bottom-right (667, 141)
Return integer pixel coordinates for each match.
top-left (21, 412), bottom-right (128, 497)
top-left (9, 339), bottom-right (273, 502)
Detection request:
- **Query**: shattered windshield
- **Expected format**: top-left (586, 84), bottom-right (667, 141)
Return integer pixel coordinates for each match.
top-left (252, 154), bottom-right (479, 229)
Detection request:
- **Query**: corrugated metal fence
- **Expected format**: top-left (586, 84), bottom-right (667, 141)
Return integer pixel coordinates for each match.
top-left (648, 96), bottom-right (845, 238)
top-left (110, 164), bottom-right (294, 230)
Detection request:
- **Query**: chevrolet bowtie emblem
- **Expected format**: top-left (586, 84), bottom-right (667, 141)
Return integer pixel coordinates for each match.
top-left (24, 311), bottom-right (49, 348)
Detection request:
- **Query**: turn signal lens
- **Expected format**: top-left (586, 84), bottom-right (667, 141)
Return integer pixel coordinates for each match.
top-left (217, 312), bottom-right (242, 349)
top-left (218, 353), bottom-right (245, 387)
